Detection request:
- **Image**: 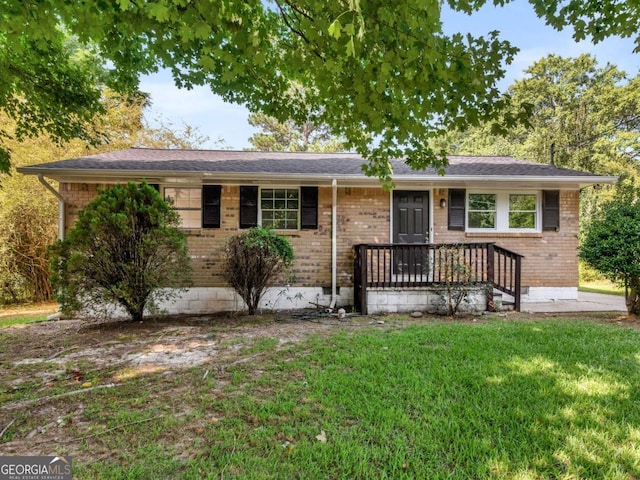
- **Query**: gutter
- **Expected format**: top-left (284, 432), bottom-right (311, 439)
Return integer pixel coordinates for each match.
top-left (330, 179), bottom-right (338, 309)
top-left (37, 174), bottom-right (65, 240)
top-left (18, 168), bottom-right (619, 189)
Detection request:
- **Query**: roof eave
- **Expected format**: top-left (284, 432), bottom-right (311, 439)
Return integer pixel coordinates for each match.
top-left (17, 166), bottom-right (618, 188)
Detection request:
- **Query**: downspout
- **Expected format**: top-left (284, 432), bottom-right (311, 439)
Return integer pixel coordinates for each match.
top-left (38, 174), bottom-right (65, 240)
top-left (330, 178), bottom-right (338, 309)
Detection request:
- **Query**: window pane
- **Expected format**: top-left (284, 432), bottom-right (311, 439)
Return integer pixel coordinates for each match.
top-left (178, 210), bottom-right (201, 229)
top-left (469, 211), bottom-right (495, 229)
top-left (469, 194), bottom-right (495, 211)
top-left (165, 188), bottom-right (201, 228)
top-left (510, 212), bottom-right (535, 229)
top-left (260, 188), bottom-right (299, 230)
top-left (188, 189), bottom-right (202, 208)
top-left (510, 194), bottom-right (536, 211)
top-left (509, 194), bottom-right (536, 229)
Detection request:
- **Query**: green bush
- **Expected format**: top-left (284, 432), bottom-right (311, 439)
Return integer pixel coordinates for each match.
top-left (50, 181), bottom-right (192, 321)
top-left (224, 227), bottom-right (294, 315)
top-left (579, 185), bottom-right (640, 314)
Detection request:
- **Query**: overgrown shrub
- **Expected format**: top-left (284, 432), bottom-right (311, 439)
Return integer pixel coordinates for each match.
top-left (50, 182), bottom-right (192, 321)
top-left (223, 227), bottom-right (294, 315)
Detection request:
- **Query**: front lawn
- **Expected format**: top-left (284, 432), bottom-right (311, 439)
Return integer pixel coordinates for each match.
top-left (579, 280), bottom-right (625, 296)
top-left (1, 314), bottom-right (639, 479)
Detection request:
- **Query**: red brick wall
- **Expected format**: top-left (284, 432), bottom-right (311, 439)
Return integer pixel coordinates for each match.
top-left (59, 183), bottom-right (579, 291)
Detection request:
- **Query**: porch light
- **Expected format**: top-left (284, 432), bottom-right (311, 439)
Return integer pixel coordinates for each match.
top-left (440, 198), bottom-right (447, 208)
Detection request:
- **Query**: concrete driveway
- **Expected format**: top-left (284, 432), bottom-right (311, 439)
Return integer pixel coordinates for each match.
top-left (522, 291), bottom-right (627, 313)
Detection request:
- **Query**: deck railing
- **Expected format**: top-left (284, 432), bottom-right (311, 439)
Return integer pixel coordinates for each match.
top-left (353, 242), bottom-right (523, 314)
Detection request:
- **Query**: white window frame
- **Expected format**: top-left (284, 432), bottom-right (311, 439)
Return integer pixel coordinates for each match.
top-left (163, 186), bottom-right (202, 229)
top-left (258, 187), bottom-right (301, 230)
top-left (466, 190), bottom-right (541, 233)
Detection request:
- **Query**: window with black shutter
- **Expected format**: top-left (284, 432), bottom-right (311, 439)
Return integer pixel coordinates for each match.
top-left (202, 185), bottom-right (221, 229)
top-left (300, 186), bottom-right (319, 229)
top-left (542, 190), bottom-right (560, 231)
top-left (448, 189), bottom-right (466, 231)
top-left (240, 186), bottom-right (258, 229)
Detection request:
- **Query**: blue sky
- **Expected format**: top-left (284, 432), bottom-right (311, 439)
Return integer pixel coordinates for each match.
top-left (139, 0), bottom-right (639, 150)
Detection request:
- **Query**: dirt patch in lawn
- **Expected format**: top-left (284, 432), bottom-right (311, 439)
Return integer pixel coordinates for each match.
top-left (0, 310), bottom-right (398, 459)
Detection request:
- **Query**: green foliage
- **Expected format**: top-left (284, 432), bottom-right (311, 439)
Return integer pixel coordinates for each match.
top-left (1, 0), bottom-right (521, 183)
top-left (523, 0), bottom-right (640, 48)
top-left (579, 184), bottom-right (640, 314)
top-left (0, 87), bottom-right (212, 306)
top-left (50, 182), bottom-right (192, 321)
top-left (4, 1), bottom-right (639, 180)
top-left (0, 29), bottom-right (110, 173)
top-left (224, 227), bottom-right (294, 315)
top-left (434, 54), bottom-right (640, 176)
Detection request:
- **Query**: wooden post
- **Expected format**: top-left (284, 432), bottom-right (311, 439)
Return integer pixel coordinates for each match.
top-left (360, 246), bottom-right (368, 314)
top-left (514, 254), bottom-right (522, 312)
top-left (486, 243), bottom-right (495, 311)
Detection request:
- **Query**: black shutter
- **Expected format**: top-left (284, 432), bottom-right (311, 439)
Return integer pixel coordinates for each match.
top-left (448, 189), bottom-right (466, 231)
top-left (542, 190), bottom-right (560, 231)
top-left (300, 186), bottom-right (319, 229)
top-left (239, 186), bottom-right (258, 229)
top-left (148, 183), bottom-right (160, 192)
top-left (202, 185), bottom-right (221, 229)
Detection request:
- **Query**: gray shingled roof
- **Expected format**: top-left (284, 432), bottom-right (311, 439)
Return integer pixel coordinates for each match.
top-left (18, 147), bottom-right (611, 180)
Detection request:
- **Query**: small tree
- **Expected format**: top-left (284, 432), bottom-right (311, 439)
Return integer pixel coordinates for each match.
top-left (579, 186), bottom-right (640, 315)
top-left (224, 227), bottom-right (294, 315)
top-left (50, 182), bottom-right (191, 321)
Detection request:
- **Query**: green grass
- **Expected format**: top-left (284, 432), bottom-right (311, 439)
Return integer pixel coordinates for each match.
top-left (60, 318), bottom-right (640, 479)
top-left (0, 315), bottom-right (47, 328)
top-left (579, 280), bottom-right (625, 296)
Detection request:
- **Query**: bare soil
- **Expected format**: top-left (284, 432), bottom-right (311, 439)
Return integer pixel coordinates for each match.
top-left (0, 310), bottom-right (397, 459)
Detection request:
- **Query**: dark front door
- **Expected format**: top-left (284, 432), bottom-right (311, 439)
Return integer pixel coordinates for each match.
top-left (393, 191), bottom-right (430, 275)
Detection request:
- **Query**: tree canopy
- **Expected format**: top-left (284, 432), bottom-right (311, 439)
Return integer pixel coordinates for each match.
top-left (433, 54), bottom-right (640, 179)
top-left (3, 0), bottom-right (639, 181)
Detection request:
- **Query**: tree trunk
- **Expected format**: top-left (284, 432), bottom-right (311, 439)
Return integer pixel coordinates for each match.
top-left (626, 278), bottom-right (640, 315)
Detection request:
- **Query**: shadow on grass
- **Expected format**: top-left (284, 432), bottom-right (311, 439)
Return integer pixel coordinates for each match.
top-left (200, 320), bottom-right (640, 479)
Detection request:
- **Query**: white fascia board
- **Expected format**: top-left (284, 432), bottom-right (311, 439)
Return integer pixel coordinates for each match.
top-left (392, 174), bottom-right (618, 189)
top-left (18, 167), bottom-right (618, 189)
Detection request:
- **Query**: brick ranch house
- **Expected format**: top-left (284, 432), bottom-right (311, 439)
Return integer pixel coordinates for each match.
top-left (19, 148), bottom-right (616, 314)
